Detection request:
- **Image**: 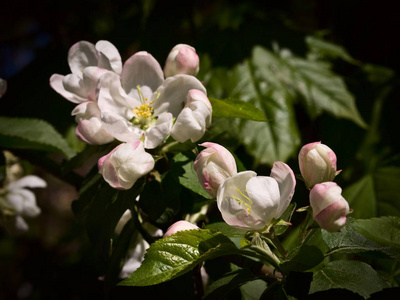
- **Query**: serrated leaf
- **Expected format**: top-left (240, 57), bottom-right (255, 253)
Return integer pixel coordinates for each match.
top-left (119, 229), bottom-right (238, 286)
top-left (229, 59), bottom-right (301, 165)
top-left (322, 220), bottom-right (400, 260)
top-left (280, 245), bottom-right (324, 274)
top-left (0, 117), bottom-right (76, 159)
top-left (206, 222), bottom-right (248, 237)
top-left (352, 216), bottom-right (400, 249)
top-left (305, 36), bottom-right (359, 64)
top-left (210, 97), bottom-right (267, 121)
top-left (310, 260), bottom-right (390, 298)
top-left (203, 268), bottom-right (258, 300)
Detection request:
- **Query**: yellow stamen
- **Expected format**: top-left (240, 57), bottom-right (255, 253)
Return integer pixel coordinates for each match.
top-left (231, 188), bottom-right (252, 214)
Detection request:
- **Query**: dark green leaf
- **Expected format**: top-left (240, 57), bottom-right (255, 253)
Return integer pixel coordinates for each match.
top-left (240, 279), bottom-right (268, 300)
top-left (280, 245), bottom-right (324, 273)
top-left (352, 216), bottom-right (400, 249)
top-left (343, 175), bottom-right (377, 219)
top-left (310, 260), bottom-right (390, 298)
top-left (205, 222), bottom-right (248, 237)
top-left (119, 229), bottom-right (238, 286)
top-left (210, 97), bottom-right (267, 121)
top-left (172, 152), bottom-right (212, 199)
top-left (72, 174), bottom-right (145, 263)
top-left (305, 36), bottom-right (359, 64)
top-left (322, 220), bottom-right (400, 260)
top-left (203, 268), bottom-right (258, 300)
top-left (0, 117), bottom-right (76, 159)
top-left (374, 167), bottom-right (400, 217)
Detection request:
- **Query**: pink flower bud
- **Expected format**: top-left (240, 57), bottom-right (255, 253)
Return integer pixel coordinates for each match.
top-left (164, 44), bottom-right (200, 78)
top-left (310, 182), bottom-right (350, 232)
top-left (298, 141), bottom-right (337, 188)
top-left (164, 220), bottom-right (199, 237)
top-left (98, 141), bottom-right (154, 190)
top-left (194, 143), bottom-right (237, 198)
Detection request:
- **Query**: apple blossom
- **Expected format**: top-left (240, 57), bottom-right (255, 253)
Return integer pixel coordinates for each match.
top-left (164, 44), bottom-right (200, 78)
top-left (98, 140), bottom-right (154, 190)
top-left (97, 51), bottom-right (209, 149)
top-left (194, 142), bottom-right (237, 198)
top-left (170, 89), bottom-right (212, 143)
top-left (0, 175), bottom-right (46, 233)
top-left (50, 41), bottom-right (122, 103)
top-left (72, 101), bottom-right (114, 145)
top-left (217, 162), bottom-right (296, 230)
top-left (298, 141), bottom-right (337, 188)
top-left (309, 182), bottom-right (350, 232)
top-left (163, 220), bottom-right (200, 237)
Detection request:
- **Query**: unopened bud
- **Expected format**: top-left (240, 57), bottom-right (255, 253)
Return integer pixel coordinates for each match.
top-left (310, 182), bottom-right (350, 232)
top-left (164, 44), bottom-right (199, 77)
top-left (194, 143), bottom-right (237, 198)
top-left (299, 141), bottom-right (337, 188)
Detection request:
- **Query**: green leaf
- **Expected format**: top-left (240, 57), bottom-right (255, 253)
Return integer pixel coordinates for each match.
top-left (72, 174), bottom-right (145, 263)
top-left (229, 58), bottom-right (301, 165)
top-left (203, 268), bottom-right (258, 300)
top-left (285, 54), bottom-right (367, 128)
top-left (305, 36), bottom-right (359, 64)
top-left (240, 279), bottom-right (268, 300)
top-left (205, 222), bottom-right (248, 238)
top-left (210, 97), bottom-right (267, 121)
top-left (172, 152), bottom-right (212, 199)
top-left (343, 175), bottom-right (377, 219)
top-left (273, 203), bottom-right (296, 236)
top-left (374, 167), bottom-right (400, 217)
top-left (322, 220), bottom-right (400, 260)
top-left (352, 216), bottom-right (400, 249)
top-left (0, 117), bottom-right (76, 159)
top-left (119, 229), bottom-right (238, 286)
top-left (310, 260), bottom-right (390, 298)
top-left (280, 245), bottom-right (324, 274)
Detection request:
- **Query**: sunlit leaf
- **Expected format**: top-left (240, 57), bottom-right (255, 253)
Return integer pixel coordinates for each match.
top-left (119, 229), bottom-right (238, 286)
top-left (0, 117), bottom-right (76, 159)
top-left (210, 97), bottom-right (267, 121)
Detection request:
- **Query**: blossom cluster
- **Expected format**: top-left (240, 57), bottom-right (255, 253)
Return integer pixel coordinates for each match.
top-left (194, 141), bottom-right (351, 233)
top-left (50, 41), bottom-right (211, 189)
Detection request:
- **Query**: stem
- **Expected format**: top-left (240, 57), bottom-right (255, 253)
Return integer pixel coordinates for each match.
top-left (264, 228), bottom-right (288, 259)
top-left (192, 264), bottom-right (204, 299)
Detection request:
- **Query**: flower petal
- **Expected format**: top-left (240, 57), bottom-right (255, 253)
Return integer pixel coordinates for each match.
top-left (8, 175), bottom-right (47, 189)
top-left (50, 74), bottom-right (87, 103)
top-left (270, 161), bottom-right (296, 218)
top-left (144, 112), bottom-right (173, 149)
top-left (153, 75), bottom-right (206, 117)
top-left (246, 176), bottom-right (281, 222)
top-left (101, 112), bottom-right (143, 142)
top-left (120, 51), bottom-right (164, 98)
top-left (170, 108), bottom-right (205, 143)
top-left (95, 40), bottom-right (122, 74)
top-left (68, 41), bottom-right (99, 76)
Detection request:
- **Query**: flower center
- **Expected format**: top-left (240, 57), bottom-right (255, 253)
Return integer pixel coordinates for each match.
top-left (131, 85), bottom-right (160, 130)
top-left (231, 188), bottom-right (253, 213)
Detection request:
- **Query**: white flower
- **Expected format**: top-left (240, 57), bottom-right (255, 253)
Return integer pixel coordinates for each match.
top-left (216, 162), bottom-right (296, 230)
top-left (50, 40), bottom-right (122, 145)
top-left (98, 141), bottom-right (155, 190)
top-left (97, 51), bottom-right (209, 149)
top-left (50, 41), bottom-right (122, 103)
top-left (1, 175), bottom-right (46, 233)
